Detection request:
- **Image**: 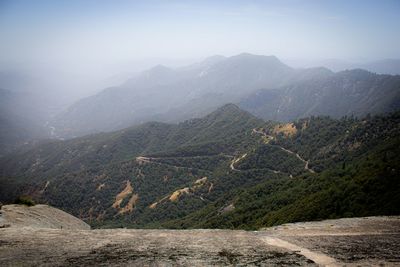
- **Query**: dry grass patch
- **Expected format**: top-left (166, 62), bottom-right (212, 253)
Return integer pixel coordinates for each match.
top-left (112, 181), bottom-right (133, 209)
top-left (169, 188), bottom-right (190, 202)
top-left (273, 123), bottom-right (297, 137)
top-left (119, 194), bottom-right (139, 214)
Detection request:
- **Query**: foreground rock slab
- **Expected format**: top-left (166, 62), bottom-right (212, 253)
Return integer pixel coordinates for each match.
top-left (0, 228), bottom-right (316, 266)
top-left (0, 204), bottom-right (90, 230)
top-left (262, 216), bottom-right (400, 266)
top-left (0, 205), bottom-right (399, 266)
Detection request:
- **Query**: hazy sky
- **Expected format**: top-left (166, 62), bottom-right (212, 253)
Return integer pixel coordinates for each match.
top-left (1, 0), bottom-right (400, 65)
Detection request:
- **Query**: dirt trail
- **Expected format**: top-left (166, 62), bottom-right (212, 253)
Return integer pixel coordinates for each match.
top-left (229, 153), bottom-right (247, 171)
top-left (274, 145), bottom-right (315, 173)
top-left (252, 128), bottom-right (266, 135)
top-left (252, 128), bottom-right (274, 144)
top-left (261, 236), bottom-right (339, 266)
top-left (135, 156), bottom-right (152, 164)
top-left (136, 156), bottom-right (206, 171)
top-left (230, 153), bottom-right (282, 174)
top-left (261, 216), bottom-right (400, 266)
top-left (252, 128), bottom-right (315, 174)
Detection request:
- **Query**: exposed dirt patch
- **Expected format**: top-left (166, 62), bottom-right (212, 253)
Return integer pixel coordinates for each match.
top-left (112, 180), bottom-right (133, 209)
top-left (112, 181), bottom-right (139, 214)
top-left (96, 183), bottom-right (105, 191)
top-left (119, 194), bottom-right (139, 214)
top-left (219, 203), bottom-right (235, 214)
top-left (150, 177), bottom-right (211, 207)
top-left (273, 123), bottom-right (297, 137)
top-left (169, 187), bottom-right (190, 202)
top-left (149, 202), bottom-right (158, 209)
top-left (193, 177), bottom-right (208, 189)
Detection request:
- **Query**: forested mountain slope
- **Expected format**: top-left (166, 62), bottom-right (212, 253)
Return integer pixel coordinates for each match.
top-left (240, 69), bottom-right (400, 121)
top-left (0, 104), bottom-right (264, 226)
top-left (166, 112), bottom-right (400, 229)
top-left (0, 104), bottom-right (399, 229)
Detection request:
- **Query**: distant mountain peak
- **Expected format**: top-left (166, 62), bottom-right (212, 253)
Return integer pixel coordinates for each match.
top-left (138, 64), bottom-right (175, 81)
top-left (217, 103), bottom-right (241, 111)
top-left (147, 64), bottom-right (172, 73)
top-left (202, 55), bottom-right (226, 64)
top-left (186, 55), bottom-right (227, 71)
top-left (233, 53), bottom-right (279, 61)
top-left (225, 53), bottom-right (291, 70)
top-left (205, 103), bottom-right (258, 122)
top-left (336, 68), bottom-right (374, 78)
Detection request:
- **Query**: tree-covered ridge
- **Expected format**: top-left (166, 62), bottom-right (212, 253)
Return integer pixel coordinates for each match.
top-left (240, 69), bottom-right (400, 122)
top-left (0, 104), bottom-right (264, 226)
top-left (163, 112), bottom-right (400, 229)
top-left (0, 104), bottom-right (262, 177)
top-left (0, 105), bottom-right (399, 229)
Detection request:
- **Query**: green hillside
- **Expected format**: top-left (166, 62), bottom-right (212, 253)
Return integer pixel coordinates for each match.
top-left (0, 104), bottom-right (399, 229)
top-left (164, 113), bottom-right (400, 229)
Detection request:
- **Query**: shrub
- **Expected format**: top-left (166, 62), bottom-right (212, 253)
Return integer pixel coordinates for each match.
top-left (14, 196), bottom-right (36, 206)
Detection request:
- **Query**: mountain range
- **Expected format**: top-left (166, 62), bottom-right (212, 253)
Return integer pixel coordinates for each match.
top-left (240, 69), bottom-right (400, 121)
top-left (50, 53), bottom-right (400, 139)
top-left (286, 58), bottom-right (400, 75)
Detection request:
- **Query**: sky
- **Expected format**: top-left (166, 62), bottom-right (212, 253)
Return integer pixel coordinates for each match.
top-left (1, 0), bottom-right (400, 67)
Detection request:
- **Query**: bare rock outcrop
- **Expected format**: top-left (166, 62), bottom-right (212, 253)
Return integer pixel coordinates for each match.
top-left (0, 204), bottom-right (90, 230)
top-left (0, 209), bottom-right (399, 266)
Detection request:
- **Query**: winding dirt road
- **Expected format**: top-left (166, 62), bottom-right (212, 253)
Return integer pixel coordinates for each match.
top-left (252, 128), bottom-right (315, 174)
top-left (273, 145), bottom-right (315, 173)
top-left (229, 153), bottom-right (247, 171)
